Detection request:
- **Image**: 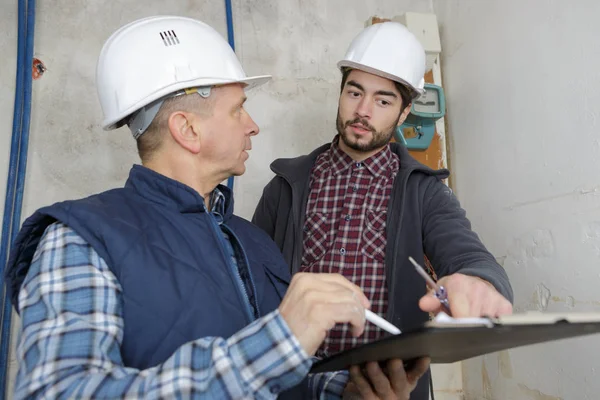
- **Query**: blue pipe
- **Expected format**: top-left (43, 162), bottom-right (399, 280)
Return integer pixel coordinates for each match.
top-left (225, 0), bottom-right (235, 191)
top-left (0, 0), bottom-right (35, 394)
top-left (0, 0), bottom-right (26, 392)
top-left (13, 0), bottom-right (35, 239)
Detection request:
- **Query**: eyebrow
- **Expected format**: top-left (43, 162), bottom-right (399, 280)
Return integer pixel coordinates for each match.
top-left (347, 80), bottom-right (398, 99)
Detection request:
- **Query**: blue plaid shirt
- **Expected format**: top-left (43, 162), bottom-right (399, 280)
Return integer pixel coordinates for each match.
top-left (13, 192), bottom-right (348, 399)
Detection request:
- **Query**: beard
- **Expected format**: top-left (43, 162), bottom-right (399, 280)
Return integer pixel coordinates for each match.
top-left (336, 110), bottom-right (401, 153)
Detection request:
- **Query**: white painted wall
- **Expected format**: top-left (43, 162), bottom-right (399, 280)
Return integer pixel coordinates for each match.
top-left (433, 0), bottom-right (600, 399)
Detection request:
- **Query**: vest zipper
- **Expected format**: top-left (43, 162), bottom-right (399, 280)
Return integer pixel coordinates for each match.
top-left (205, 211), bottom-right (256, 323)
top-left (221, 224), bottom-right (260, 318)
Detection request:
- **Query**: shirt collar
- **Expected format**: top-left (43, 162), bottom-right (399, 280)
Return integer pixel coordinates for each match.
top-left (328, 135), bottom-right (396, 178)
top-left (209, 188), bottom-right (227, 224)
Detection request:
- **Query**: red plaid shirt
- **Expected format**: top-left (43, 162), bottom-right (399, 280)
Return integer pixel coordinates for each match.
top-left (302, 137), bottom-right (400, 355)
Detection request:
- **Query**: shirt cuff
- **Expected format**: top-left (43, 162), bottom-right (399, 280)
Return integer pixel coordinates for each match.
top-left (319, 370), bottom-right (349, 399)
top-left (226, 309), bottom-right (312, 397)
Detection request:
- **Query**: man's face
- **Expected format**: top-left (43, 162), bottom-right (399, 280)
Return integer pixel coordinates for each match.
top-left (337, 69), bottom-right (410, 158)
top-left (195, 83), bottom-right (259, 177)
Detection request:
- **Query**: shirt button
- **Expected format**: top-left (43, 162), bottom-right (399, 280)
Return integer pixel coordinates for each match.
top-left (352, 185), bottom-right (358, 192)
top-left (356, 162), bottom-right (362, 168)
top-left (345, 215), bottom-right (351, 221)
top-left (340, 248), bottom-right (346, 255)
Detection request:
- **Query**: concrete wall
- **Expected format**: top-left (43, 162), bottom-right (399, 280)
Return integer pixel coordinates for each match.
top-left (1, 0), bottom-right (436, 224)
top-left (1, 0), bottom-right (443, 397)
top-left (433, 0), bottom-right (600, 399)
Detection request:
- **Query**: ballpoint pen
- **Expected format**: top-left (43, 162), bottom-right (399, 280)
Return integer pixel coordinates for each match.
top-left (408, 256), bottom-right (452, 314)
top-left (365, 309), bottom-right (401, 335)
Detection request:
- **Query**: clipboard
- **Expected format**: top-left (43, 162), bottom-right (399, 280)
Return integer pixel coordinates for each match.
top-left (310, 312), bottom-right (600, 373)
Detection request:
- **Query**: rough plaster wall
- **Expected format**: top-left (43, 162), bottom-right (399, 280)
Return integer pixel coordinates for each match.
top-left (433, 0), bottom-right (600, 399)
top-left (0, 0), bottom-right (437, 396)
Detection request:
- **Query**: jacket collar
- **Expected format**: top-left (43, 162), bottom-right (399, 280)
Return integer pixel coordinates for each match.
top-left (125, 165), bottom-right (234, 217)
top-left (270, 139), bottom-right (449, 184)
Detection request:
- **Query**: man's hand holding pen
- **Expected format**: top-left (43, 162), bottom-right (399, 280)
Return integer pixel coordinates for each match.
top-left (419, 273), bottom-right (513, 318)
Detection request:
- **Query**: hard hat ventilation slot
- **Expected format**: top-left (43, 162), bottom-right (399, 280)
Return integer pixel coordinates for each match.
top-left (160, 30), bottom-right (180, 46)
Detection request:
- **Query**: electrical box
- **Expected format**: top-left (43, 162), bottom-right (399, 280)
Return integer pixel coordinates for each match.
top-left (392, 12), bottom-right (441, 72)
top-left (394, 83), bottom-right (445, 151)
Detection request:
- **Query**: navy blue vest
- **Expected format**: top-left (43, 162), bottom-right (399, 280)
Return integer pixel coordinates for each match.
top-left (6, 166), bottom-right (293, 371)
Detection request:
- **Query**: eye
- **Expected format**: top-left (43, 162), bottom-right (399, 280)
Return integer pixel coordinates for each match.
top-left (377, 99), bottom-right (391, 107)
top-left (348, 90), bottom-right (361, 98)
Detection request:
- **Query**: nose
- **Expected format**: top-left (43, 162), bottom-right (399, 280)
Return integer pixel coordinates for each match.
top-left (245, 112), bottom-right (259, 137)
top-left (355, 97), bottom-right (372, 120)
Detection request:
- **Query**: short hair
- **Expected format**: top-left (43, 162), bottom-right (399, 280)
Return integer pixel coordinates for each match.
top-left (135, 92), bottom-right (215, 163)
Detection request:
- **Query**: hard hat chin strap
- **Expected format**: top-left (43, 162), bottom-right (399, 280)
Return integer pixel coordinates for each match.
top-left (128, 86), bottom-right (212, 139)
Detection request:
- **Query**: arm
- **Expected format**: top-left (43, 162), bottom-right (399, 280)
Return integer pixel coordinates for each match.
top-left (14, 222), bottom-right (311, 400)
top-left (422, 179), bottom-right (514, 303)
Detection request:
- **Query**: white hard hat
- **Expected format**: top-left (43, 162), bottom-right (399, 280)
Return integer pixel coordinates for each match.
top-left (338, 22), bottom-right (426, 99)
top-left (96, 15), bottom-right (271, 137)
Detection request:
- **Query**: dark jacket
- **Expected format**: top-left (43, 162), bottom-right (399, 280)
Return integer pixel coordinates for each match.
top-left (252, 142), bottom-right (513, 400)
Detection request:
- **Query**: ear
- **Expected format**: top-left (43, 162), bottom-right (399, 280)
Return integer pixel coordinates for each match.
top-left (397, 103), bottom-right (412, 126)
top-left (167, 111), bottom-right (201, 154)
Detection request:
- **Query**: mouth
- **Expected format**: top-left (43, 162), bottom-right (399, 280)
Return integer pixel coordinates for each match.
top-left (349, 123), bottom-right (372, 135)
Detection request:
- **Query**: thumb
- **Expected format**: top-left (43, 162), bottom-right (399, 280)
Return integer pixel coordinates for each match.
top-left (419, 294), bottom-right (441, 313)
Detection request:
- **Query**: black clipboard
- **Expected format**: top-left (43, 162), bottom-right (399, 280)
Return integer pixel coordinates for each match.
top-left (310, 312), bottom-right (600, 373)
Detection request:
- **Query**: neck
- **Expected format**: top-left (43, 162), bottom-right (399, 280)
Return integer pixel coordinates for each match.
top-left (144, 156), bottom-right (223, 204)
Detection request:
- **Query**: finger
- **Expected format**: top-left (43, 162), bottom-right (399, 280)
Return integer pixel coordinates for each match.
top-left (406, 357), bottom-right (430, 385)
top-left (480, 294), bottom-right (506, 318)
top-left (471, 281), bottom-right (505, 317)
top-left (304, 287), bottom-right (365, 306)
top-left (419, 294), bottom-right (442, 313)
top-left (349, 365), bottom-right (376, 398)
top-left (342, 381), bottom-right (363, 400)
top-left (386, 358), bottom-right (409, 393)
top-left (472, 281), bottom-right (500, 317)
top-left (321, 290), bottom-right (367, 337)
top-left (294, 273), bottom-right (371, 309)
top-left (318, 302), bottom-right (366, 337)
top-left (481, 296), bottom-right (513, 318)
top-left (300, 285), bottom-right (368, 318)
top-left (498, 299), bottom-right (513, 315)
top-left (365, 361), bottom-right (393, 396)
top-left (319, 274), bottom-right (371, 309)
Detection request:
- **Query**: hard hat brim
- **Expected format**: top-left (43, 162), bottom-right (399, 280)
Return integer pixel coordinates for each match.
top-left (337, 60), bottom-right (424, 99)
top-left (101, 74), bottom-right (272, 131)
top-left (238, 74), bottom-right (272, 91)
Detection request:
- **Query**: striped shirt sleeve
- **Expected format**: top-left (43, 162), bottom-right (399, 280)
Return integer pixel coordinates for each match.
top-left (14, 222), bottom-right (329, 399)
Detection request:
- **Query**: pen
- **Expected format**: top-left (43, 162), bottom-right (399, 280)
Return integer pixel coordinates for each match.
top-left (408, 256), bottom-right (452, 314)
top-left (365, 309), bottom-right (401, 335)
